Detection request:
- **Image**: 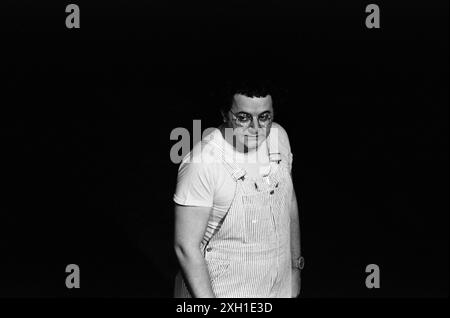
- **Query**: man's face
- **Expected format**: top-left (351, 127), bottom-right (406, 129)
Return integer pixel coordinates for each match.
top-left (224, 93), bottom-right (273, 152)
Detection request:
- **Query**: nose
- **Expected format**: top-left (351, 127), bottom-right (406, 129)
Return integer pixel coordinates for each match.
top-left (248, 116), bottom-right (259, 133)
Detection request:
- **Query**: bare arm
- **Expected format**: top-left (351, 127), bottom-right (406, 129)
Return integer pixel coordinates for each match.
top-left (290, 187), bottom-right (302, 297)
top-left (174, 203), bottom-right (215, 298)
top-left (290, 189), bottom-right (301, 261)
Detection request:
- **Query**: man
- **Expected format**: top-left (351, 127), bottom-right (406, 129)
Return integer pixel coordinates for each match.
top-left (173, 80), bottom-right (303, 298)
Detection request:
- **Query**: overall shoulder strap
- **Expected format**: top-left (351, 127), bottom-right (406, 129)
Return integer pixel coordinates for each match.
top-left (267, 127), bottom-right (282, 163)
top-left (207, 138), bottom-right (247, 181)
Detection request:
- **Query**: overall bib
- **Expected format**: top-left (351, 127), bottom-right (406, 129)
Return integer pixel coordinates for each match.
top-left (174, 131), bottom-right (294, 298)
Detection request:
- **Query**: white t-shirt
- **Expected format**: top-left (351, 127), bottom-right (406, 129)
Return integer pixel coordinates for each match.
top-left (173, 122), bottom-right (293, 231)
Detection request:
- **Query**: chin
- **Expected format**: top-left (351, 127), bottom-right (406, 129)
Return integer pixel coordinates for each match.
top-left (244, 139), bottom-right (262, 150)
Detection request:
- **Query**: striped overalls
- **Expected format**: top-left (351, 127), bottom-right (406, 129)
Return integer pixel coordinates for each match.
top-left (174, 131), bottom-right (294, 298)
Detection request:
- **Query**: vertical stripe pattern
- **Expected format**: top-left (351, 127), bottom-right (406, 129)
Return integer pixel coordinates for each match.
top-left (174, 130), bottom-right (293, 298)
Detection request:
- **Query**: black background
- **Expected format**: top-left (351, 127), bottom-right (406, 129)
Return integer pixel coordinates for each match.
top-left (0, 1), bottom-right (448, 297)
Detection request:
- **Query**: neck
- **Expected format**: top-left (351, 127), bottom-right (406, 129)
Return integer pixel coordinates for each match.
top-left (219, 124), bottom-right (257, 154)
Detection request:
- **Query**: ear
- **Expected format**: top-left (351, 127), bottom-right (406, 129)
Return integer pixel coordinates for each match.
top-left (220, 109), bottom-right (227, 123)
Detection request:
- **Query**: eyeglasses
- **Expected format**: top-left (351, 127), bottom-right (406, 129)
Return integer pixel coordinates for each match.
top-left (228, 110), bottom-right (273, 128)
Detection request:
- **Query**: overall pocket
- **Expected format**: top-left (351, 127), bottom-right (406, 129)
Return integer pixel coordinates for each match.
top-left (243, 205), bottom-right (276, 244)
top-left (204, 249), bottom-right (231, 283)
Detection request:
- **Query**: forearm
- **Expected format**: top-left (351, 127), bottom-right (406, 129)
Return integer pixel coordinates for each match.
top-left (175, 246), bottom-right (215, 298)
top-left (290, 191), bottom-right (301, 263)
top-left (290, 190), bottom-right (302, 297)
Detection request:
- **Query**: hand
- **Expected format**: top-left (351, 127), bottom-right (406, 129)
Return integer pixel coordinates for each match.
top-left (291, 268), bottom-right (301, 298)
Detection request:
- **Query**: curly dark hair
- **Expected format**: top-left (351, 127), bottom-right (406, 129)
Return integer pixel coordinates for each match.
top-left (217, 77), bottom-right (275, 114)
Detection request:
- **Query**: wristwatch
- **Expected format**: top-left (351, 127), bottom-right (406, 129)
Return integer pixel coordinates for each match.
top-left (292, 256), bottom-right (305, 270)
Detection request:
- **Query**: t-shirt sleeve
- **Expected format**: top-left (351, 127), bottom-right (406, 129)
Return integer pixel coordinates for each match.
top-left (173, 152), bottom-right (216, 207)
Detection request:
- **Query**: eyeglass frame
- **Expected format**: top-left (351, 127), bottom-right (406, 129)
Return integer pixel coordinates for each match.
top-left (228, 109), bottom-right (274, 128)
